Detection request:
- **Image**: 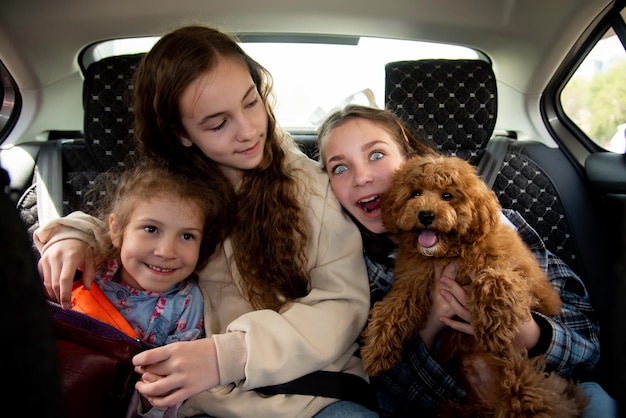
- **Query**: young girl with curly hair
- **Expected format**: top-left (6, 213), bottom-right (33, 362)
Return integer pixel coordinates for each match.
top-left (72, 162), bottom-right (229, 417)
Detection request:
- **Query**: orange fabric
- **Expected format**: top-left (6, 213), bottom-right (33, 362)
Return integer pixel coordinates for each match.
top-left (71, 282), bottom-right (138, 339)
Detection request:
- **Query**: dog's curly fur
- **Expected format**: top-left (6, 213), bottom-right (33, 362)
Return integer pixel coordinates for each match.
top-left (360, 155), bottom-right (588, 417)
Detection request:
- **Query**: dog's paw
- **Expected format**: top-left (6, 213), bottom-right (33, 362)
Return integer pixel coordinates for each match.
top-left (360, 313), bottom-right (407, 375)
top-left (474, 322), bottom-right (516, 353)
top-left (472, 269), bottom-right (531, 352)
top-left (474, 325), bottom-right (513, 353)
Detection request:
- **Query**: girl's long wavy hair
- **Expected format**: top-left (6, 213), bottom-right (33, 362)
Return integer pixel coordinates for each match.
top-left (317, 104), bottom-right (437, 266)
top-left (133, 25), bottom-right (309, 311)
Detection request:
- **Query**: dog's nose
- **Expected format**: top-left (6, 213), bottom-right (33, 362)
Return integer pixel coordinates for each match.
top-left (418, 211), bottom-right (435, 226)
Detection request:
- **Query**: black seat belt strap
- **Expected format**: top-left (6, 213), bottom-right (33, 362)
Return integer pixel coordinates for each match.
top-left (35, 139), bottom-right (66, 226)
top-left (256, 370), bottom-right (375, 410)
top-left (477, 136), bottom-right (511, 189)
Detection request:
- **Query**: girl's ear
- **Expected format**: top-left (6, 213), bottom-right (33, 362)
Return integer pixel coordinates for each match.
top-left (177, 131), bottom-right (193, 147)
top-left (108, 214), bottom-right (122, 248)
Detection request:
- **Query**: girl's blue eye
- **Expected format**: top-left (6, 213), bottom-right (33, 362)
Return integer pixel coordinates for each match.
top-left (332, 165), bottom-right (347, 175)
top-left (144, 225), bottom-right (157, 233)
top-left (370, 151), bottom-right (383, 161)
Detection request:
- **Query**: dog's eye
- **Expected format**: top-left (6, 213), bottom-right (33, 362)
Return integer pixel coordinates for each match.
top-left (442, 192), bottom-right (453, 201)
top-left (412, 190), bottom-right (421, 198)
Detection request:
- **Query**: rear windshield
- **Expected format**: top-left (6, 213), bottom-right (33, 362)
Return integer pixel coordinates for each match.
top-left (82, 35), bottom-right (482, 131)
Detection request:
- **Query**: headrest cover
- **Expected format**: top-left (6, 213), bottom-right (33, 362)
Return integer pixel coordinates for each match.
top-left (385, 59), bottom-right (497, 165)
top-left (83, 54), bottom-right (145, 171)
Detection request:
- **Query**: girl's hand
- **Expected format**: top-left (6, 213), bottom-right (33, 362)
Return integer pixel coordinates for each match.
top-left (437, 274), bottom-right (473, 335)
top-left (420, 260), bottom-right (472, 348)
top-left (428, 263), bottom-right (541, 351)
top-left (512, 315), bottom-right (541, 350)
top-left (39, 238), bottom-right (95, 309)
top-left (133, 338), bottom-right (220, 409)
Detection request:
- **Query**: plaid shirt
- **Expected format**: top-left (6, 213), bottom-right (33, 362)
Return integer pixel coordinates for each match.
top-left (365, 209), bottom-right (601, 417)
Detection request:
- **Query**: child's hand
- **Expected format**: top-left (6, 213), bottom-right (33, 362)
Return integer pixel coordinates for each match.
top-left (39, 238), bottom-right (96, 309)
top-left (437, 274), bottom-right (473, 335)
top-left (134, 339), bottom-right (220, 409)
top-left (420, 260), bottom-right (470, 349)
top-left (140, 393), bottom-right (167, 412)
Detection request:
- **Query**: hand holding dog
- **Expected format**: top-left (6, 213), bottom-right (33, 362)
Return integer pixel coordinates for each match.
top-left (436, 275), bottom-right (541, 352)
top-left (431, 263), bottom-right (541, 352)
top-left (421, 260), bottom-right (472, 349)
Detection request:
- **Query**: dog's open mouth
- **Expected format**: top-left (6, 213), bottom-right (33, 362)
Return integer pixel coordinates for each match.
top-left (418, 229), bottom-right (438, 248)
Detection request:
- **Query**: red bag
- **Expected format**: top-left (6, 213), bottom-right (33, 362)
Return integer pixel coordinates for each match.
top-left (48, 293), bottom-right (148, 418)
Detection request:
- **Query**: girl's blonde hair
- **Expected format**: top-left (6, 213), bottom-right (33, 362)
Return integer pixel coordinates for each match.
top-left (132, 25), bottom-right (309, 310)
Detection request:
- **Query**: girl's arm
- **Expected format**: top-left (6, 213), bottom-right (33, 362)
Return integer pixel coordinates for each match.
top-left (504, 208), bottom-right (600, 375)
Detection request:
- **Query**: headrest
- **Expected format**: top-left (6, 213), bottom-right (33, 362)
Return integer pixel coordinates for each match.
top-left (385, 59), bottom-right (497, 165)
top-left (83, 53), bottom-right (145, 171)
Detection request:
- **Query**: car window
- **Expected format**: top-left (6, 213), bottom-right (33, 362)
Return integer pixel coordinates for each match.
top-left (560, 6), bottom-right (626, 153)
top-left (81, 35), bottom-right (481, 131)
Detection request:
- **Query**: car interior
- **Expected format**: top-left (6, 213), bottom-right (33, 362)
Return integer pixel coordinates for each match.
top-left (1, 0), bottom-right (625, 413)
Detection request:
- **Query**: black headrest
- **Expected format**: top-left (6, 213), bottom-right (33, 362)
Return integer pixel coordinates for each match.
top-left (83, 53), bottom-right (145, 171)
top-left (385, 59), bottom-right (497, 165)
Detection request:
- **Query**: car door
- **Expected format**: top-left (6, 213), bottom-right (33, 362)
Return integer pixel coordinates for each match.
top-left (543, 1), bottom-right (626, 401)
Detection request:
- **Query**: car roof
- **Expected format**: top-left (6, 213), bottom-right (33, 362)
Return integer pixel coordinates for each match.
top-left (0, 0), bottom-right (612, 98)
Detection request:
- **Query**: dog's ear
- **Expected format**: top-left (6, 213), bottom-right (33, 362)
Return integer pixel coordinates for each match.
top-left (465, 166), bottom-right (501, 240)
top-left (472, 187), bottom-right (501, 235)
top-left (452, 158), bottom-right (501, 241)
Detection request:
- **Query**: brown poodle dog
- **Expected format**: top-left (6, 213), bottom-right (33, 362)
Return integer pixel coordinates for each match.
top-left (360, 155), bottom-right (588, 417)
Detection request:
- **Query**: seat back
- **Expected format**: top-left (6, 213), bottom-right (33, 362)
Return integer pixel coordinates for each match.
top-left (0, 166), bottom-right (68, 418)
top-left (15, 138), bottom-right (101, 245)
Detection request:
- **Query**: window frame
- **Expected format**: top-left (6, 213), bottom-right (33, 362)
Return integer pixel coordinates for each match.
top-left (542, 1), bottom-right (626, 165)
top-left (0, 59), bottom-right (22, 145)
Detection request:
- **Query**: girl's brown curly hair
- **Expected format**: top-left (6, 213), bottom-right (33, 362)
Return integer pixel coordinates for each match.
top-left (84, 161), bottom-right (231, 274)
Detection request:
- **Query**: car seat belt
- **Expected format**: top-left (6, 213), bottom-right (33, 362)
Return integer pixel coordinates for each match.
top-left (477, 136), bottom-right (511, 189)
top-left (35, 139), bottom-right (65, 226)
